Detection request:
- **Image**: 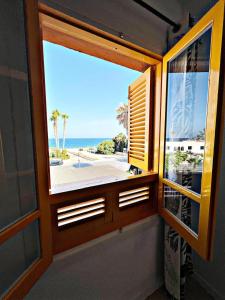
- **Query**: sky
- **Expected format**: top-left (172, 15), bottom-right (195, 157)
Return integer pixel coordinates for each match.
top-left (43, 41), bottom-right (141, 138)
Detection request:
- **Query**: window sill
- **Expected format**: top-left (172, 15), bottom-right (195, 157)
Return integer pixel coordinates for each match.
top-left (49, 172), bottom-right (158, 201)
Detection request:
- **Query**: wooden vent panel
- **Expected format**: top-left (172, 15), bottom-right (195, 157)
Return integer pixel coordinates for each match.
top-left (57, 197), bottom-right (105, 227)
top-left (128, 67), bottom-right (152, 171)
top-left (119, 186), bottom-right (150, 208)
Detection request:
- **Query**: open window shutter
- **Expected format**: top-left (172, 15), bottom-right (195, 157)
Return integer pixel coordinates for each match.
top-left (128, 67), bottom-right (152, 171)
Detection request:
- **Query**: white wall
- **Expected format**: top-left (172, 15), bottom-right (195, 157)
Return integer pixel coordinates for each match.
top-left (26, 216), bottom-right (164, 300)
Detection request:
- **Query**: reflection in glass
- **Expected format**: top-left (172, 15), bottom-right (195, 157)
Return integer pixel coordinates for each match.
top-left (0, 220), bottom-right (40, 297)
top-left (0, 0), bottom-right (37, 231)
top-left (164, 185), bottom-right (199, 234)
top-left (164, 29), bottom-right (212, 194)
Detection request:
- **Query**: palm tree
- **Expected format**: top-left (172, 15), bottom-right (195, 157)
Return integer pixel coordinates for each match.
top-left (116, 103), bottom-right (128, 134)
top-left (50, 109), bottom-right (60, 149)
top-left (61, 113), bottom-right (69, 150)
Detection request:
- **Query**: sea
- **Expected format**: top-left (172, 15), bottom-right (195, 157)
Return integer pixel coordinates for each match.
top-left (48, 138), bottom-right (112, 149)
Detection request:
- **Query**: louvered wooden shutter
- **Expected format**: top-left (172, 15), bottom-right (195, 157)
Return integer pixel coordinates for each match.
top-left (128, 67), bottom-right (152, 171)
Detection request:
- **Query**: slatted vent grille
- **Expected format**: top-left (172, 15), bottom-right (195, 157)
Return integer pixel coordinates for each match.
top-left (129, 80), bottom-right (146, 161)
top-left (57, 197), bottom-right (105, 227)
top-left (119, 186), bottom-right (150, 208)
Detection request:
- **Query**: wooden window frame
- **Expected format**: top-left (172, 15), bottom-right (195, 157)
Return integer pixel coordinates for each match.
top-left (158, 0), bottom-right (225, 260)
top-left (38, 4), bottom-right (162, 190)
top-left (36, 3), bottom-right (163, 254)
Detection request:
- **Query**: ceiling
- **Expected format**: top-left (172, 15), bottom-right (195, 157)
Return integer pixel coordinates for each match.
top-left (42, 0), bottom-right (218, 55)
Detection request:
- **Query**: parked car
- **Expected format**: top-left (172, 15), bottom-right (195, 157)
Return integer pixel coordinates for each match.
top-left (50, 158), bottom-right (63, 166)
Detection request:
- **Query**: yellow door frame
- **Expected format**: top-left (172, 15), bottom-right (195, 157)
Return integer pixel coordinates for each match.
top-left (158, 0), bottom-right (225, 260)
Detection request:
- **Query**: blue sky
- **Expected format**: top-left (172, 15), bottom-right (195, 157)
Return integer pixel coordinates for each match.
top-left (43, 41), bottom-right (141, 138)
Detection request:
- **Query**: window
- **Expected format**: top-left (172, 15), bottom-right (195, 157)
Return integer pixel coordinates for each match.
top-left (159, 0), bottom-right (224, 259)
top-left (40, 13), bottom-right (156, 194)
top-left (38, 7), bottom-right (161, 253)
top-left (43, 42), bottom-right (144, 193)
top-left (164, 28), bottom-right (211, 194)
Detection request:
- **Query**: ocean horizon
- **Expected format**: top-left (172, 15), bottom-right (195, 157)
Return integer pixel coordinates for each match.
top-left (48, 138), bottom-right (112, 149)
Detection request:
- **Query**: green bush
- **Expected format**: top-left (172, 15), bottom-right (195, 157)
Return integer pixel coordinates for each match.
top-left (97, 140), bottom-right (115, 155)
top-left (49, 149), bottom-right (70, 160)
top-left (61, 149), bottom-right (70, 160)
top-left (112, 133), bottom-right (127, 152)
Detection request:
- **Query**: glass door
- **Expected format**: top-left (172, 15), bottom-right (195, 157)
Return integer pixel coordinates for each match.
top-left (159, 0), bottom-right (225, 259)
top-left (0, 1), bottom-right (52, 299)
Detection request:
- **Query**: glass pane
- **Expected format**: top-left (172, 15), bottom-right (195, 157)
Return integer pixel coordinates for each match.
top-left (0, 0), bottom-right (37, 231)
top-left (0, 220), bottom-right (40, 297)
top-left (164, 29), bottom-right (212, 194)
top-left (164, 185), bottom-right (199, 234)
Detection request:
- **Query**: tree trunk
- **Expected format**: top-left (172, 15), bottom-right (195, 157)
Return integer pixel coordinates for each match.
top-left (62, 119), bottom-right (67, 150)
top-left (55, 120), bottom-right (59, 150)
top-left (53, 121), bottom-right (57, 149)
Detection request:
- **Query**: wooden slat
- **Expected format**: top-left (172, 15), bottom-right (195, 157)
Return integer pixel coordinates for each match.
top-left (130, 141), bottom-right (145, 145)
top-left (130, 133), bottom-right (145, 138)
top-left (130, 101), bottom-right (145, 111)
top-left (130, 107), bottom-right (145, 117)
top-left (130, 97), bottom-right (146, 108)
top-left (58, 209), bottom-right (105, 227)
top-left (130, 80), bottom-right (145, 96)
top-left (130, 120), bottom-right (145, 127)
top-left (130, 142), bottom-right (145, 147)
top-left (130, 135), bottom-right (145, 141)
top-left (119, 191), bottom-right (149, 202)
top-left (130, 143), bottom-right (145, 148)
top-left (129, 80), bottom-right (145, 93)
top-left (119, 186), bottom-right (149, 197)
top-left (129, 135), bottom-right (145, 141)
top-left (130, 147), bottom-right (144, 153)
top-left (58, 203), bottom-right (105, 220)
top-left (130, 116), bottom-right (145, 124)
top-left (130, 131), bottom-right (145, 137)
top-left (129, 155), bottom-right (144, 161)
top-left (130, 94), bottom-right (145, 104)
top-left (57, 197), bottom-right (105, 213)
top-left (119, 196), bottom-right (149, 207)
top-left (130, 137), bottom-right (145, 141)
top-left (130, 129), bottom-right (145, 134)
top-left (129, 137), bottom-right (145, 143)
top-left (130, 149), bottom-right (144, 156)
top-left (130, 152), bottom-right (144, 159)
top-left (130, 111), bottom-right (145, 120)
top-left (130, 106), bottom-right (145, 115)
top-left (130, 124), bottom-right (145, 131)
top-left (130, 88), bottom-right (146, 100)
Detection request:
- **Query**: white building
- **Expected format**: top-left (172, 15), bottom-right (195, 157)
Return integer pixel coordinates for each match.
top-left (165, 140), bottom-right (205, 154)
